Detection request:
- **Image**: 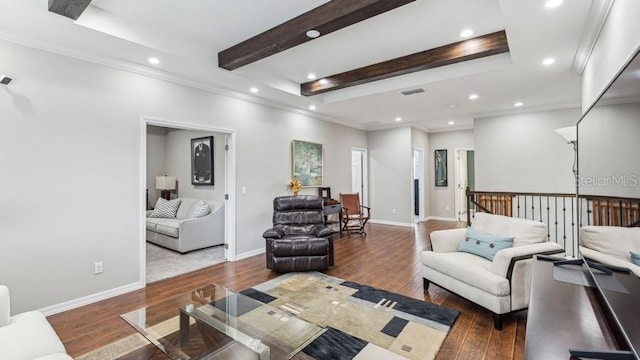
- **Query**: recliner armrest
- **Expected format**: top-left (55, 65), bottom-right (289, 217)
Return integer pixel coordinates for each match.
top-left (263, 227), bottom-right (284, 239)
top-left (429, 228), bottom-right (467, 252)
top-left (490, 242), bottom-right (564, 278)
top-left (314, 225), bottom-right (334, 237)
top-left (0, 285), bottom-right (10, 327)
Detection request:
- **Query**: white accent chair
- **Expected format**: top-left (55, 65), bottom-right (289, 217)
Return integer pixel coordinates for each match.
top-left (421, 213), bottom-right (564, 329)
top-left (0, 285), bottom-right (72, 360)
top-left (580, 226), bottom-right (640, 276)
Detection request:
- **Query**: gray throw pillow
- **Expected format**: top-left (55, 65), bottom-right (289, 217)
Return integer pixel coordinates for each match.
top-left (190, 200), bottom-right (211, 218)
top-left (149, 198), bottom-right (182, 218)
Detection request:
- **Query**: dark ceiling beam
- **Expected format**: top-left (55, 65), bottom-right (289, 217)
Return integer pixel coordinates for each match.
top-left (301, 30), bottom-right (510, 96)
top-left (218, 0), bottom-right (416, 71)
top-left (48, 0), bottom-right (92, 21)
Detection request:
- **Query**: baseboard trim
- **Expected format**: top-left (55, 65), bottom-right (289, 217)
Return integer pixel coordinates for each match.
top-left (234, 248), bottom-right (265, 261)
top-left (368, 219), bottom-right (414, 227)
top-left (425, 216), bottom-right (460, 222)
top-left (40, 281), bottom-right (144, 316)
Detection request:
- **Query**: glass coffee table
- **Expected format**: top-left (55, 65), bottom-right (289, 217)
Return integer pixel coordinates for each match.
top-left (121, 283), bottom-right (324, 360)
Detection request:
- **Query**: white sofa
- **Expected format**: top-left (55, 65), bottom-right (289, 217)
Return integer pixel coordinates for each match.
top-left (580, 226), bottom-right (640, 276)
top-left (0, 286), bottom-right (72, 360)
top-left (421, 212), bottom-right (564, 329)
top-left (146, 198), bottom-right (224, 253)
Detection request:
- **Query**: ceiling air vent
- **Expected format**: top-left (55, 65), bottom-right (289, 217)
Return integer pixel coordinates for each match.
top-left (401, 88), bottom-right (425, 96)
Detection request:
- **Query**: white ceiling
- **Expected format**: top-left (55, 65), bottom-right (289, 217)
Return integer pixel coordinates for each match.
top-left (0, 0), bottom-right (603, 131)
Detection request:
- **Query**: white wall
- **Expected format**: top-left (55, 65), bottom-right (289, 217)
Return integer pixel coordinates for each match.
top-left (368, 127), bottom-right (413, 225)
top-left (146, 126), bottom-right (167, 205)
top-left (165, 129), bottom-right (226, 202)
top-left (428, 130), bottom-right (474, 218)
top-left (582, 0), bottom-right (640, 112)
top-left (474, 108), bottom-right (579, 193)
top-left (0, 39), bottom-right (366, 313)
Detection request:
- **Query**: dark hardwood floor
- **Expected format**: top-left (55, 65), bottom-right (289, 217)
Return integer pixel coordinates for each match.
top-left (48, 220), bottom-right (526, 359)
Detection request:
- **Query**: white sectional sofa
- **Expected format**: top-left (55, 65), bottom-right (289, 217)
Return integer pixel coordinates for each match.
top-left (0, 285), bottom-right (72, 360)
top-left (580, 225), bottom-right (640, 276)
top-left (146, 198), bottom-right (224, 253)
top-left (421, 212), bottom-right (564, 329)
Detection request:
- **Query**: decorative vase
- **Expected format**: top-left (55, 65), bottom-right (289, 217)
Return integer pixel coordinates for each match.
top-left (293, 190), bottom-right (299, 196)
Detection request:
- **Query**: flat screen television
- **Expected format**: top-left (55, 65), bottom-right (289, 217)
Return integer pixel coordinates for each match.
top-left (577, 46), bottom-right (640, 359)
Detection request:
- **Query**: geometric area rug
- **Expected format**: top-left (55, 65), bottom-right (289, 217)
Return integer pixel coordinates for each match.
top-left (241, 272), bottom-right (459, 360)
top-left (77, 272), bottom-right (458, 360)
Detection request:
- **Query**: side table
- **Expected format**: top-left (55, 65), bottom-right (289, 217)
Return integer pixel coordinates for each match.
top-left (323, 201), bottom-right (342, 237)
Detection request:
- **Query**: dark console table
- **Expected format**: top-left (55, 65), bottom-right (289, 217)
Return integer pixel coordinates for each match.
top-left (526, 258), bottom-right (622, 359)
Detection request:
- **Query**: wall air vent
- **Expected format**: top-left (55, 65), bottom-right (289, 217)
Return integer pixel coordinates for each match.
top-left (401, 88), bottom-right (425, 96)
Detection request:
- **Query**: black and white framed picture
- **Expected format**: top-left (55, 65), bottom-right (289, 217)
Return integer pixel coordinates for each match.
top-left (435, 149), bottom-right (447, 187)
top-left (191, 136), bottom-right (214, 185)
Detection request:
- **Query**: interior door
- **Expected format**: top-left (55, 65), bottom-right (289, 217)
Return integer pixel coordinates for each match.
top-left (351, 149), bottom-right (368, 205)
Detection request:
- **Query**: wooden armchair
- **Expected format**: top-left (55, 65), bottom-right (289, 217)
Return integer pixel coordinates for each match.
top-left (340, 193), bottom-right (370, 236)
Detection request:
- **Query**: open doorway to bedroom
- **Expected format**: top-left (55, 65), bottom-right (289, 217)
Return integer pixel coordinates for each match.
top-left (142, 118), bottom-right (236, 284)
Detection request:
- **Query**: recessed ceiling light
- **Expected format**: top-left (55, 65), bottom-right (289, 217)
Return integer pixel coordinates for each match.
top-left (307, 73), bottom-right (317, 80)
top-left (395, 117), bottom-right (403, 122)
top-left (542, 57), bottom-right (556, 66)
top-left (448, 121), bottom-right (455, 125)
top-left (448, 104), bottom-right (456, 108)
top-left (309, 105), bottom-right (316, 110)
top-left (545, 0), bottom-right (563, 8)
top-left (148, 57), bottom-right (160, 65)
top-left (459, 29), bottom-right (474, 38)
top-left (514, 102), bottom-right (523, 107)
top-left (468, 94), bottom-right (479, 100)
top-left (306, 29), bottom-right (320, 38)
top-left (250, 87), bottom-right (258, 93)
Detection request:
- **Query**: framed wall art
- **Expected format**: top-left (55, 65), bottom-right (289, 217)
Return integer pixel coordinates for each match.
top-left (191, 136), bottom-right (214, 185)
top-left (435, 149), bottom-right (448, 187)
top-left (292, 140), bottom-right (323, 187)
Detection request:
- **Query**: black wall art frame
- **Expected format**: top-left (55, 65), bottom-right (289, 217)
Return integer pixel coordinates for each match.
top-left (435, 149), bottom-right (448, 187)
top-left (191, 136), bottom-right (214, 185)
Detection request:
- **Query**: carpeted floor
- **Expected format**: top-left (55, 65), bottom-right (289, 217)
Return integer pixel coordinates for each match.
top-left (81, 272), bottom-right (458, 360)
top-left (146, 242), bottom-right (225, 283)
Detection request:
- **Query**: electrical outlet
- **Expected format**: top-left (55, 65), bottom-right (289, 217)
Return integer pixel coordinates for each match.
top-left (445, 206), bottom-right (450, 211)
top-left (94, 261), bottom-right (103, 274)
top-left (392, 209), bottom-right (397, 214)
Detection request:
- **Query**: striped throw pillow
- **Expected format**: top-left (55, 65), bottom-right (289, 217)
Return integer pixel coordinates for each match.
top-left (149, 198), bottom-right (182, 218)
top-left (190, 200), bottom-right (211, 218)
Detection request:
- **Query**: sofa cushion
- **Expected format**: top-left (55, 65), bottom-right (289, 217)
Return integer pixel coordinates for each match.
top-left (149, 198), bottom-right (182, 218)
top-left (459, 228), bottom-right (514, 261)
top-left (421, 251), bottom-right (510, 297)
top-left (471, 212), bottom-right (547, 246)
top-left (580, 226), bottom-right (640, 262)
top-left (0, 311), bottom-right (68, 360)
top-left (188, 200), bottom-right (211, 218)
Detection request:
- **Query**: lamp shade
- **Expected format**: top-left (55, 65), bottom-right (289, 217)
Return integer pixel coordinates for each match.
top-left (156, 176), bottom-right (177, 190)
top-left (554, 126), bottom-right (577, 143)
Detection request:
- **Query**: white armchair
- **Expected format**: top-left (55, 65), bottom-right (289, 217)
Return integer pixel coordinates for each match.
top-left (421, 213), bottom-right (564, 329)
top-left (0, 285), bottom-right (72, 360)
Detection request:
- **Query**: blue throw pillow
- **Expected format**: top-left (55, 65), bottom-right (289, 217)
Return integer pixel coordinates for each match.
top-left (631, 251), bottom-right (640, 266)
top-left (458, 228), bottom-right (514, 261)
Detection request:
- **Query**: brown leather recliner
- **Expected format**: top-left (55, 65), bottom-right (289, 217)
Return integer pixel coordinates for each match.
top-left (262, 195), bottom-right (335, 273)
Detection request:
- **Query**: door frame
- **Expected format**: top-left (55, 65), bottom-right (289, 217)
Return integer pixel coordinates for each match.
top-left (454, 148), bottom-right (474, 222)
top-left (140, 117), bottom-right (237, 284)
top-left (350, 147), bottom-right (369, 206)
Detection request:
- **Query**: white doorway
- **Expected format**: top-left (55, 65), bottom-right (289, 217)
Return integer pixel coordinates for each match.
top-left (140, 117), bottom-right (237, 284)
top-left (455, 149), bottom-right (475, 222)
top-left (413, 148), bottom-right (425, 223)
top-left (351, 148), bottom-right (368, 206)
